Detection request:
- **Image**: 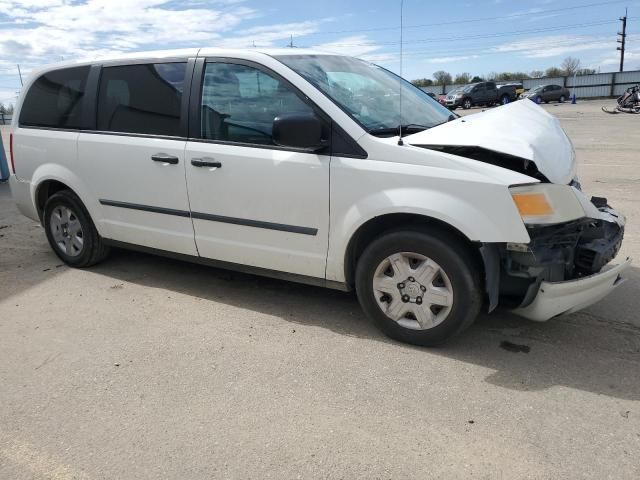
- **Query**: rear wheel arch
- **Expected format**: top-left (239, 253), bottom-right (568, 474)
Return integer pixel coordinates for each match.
top-left (343, 213), bottom-right (484, 290)
top-left (35, 179), bottom-right (76, 221)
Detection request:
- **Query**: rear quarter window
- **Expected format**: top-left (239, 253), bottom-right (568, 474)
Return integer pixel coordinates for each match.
top-left (19, 66), bottom-right (90, 129)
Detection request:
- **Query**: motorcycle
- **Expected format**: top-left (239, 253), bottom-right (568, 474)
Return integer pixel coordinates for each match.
top-left (602, 84), bottom-right (640, 114)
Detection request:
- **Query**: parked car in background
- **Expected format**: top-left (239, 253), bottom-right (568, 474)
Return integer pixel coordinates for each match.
top-left (521, 84), bottom-right (570, 104)
top-left (8, 48), bottom-right (629, 346)
top-left (438, 91), bottom-right (451, 107)
top-left (446, 81), bottom-right (517, 109)
top-left (426, 92), bottom-right (437, 100)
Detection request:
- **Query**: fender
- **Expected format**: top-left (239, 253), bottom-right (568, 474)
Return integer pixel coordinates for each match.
top-left (30, 163), bottom-right (107, 236)
top-left (325, 186), bottom-right (530, 283)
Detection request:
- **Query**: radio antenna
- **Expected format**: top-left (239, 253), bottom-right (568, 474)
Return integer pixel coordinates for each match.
top-left (398, 0), bottom-right (404, 146)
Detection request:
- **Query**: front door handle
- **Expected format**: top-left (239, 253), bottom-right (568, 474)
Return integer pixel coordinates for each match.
top-left (151, 153), bottom-right (179, 165)
top-left (191, 158), bottom-right (222, 169)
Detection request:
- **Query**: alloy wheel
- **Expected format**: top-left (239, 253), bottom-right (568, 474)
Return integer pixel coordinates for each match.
top-left (50, 205), bottom-right (84, 257)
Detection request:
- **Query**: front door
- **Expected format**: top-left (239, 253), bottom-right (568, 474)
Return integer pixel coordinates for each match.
top-left (185, 60), bottom-right (330, 278)
top-left (77, 61), bottom-right (197, 255)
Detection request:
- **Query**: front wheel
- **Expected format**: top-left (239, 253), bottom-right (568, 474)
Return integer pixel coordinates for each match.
top-left (355, 230), bottom-right (482, 346)
top-left (559, 95), bottom-right (566, 103)
top-left (462, 98), bottom-right (472, 109)
top-left (43, 190), bottom-right (110, 267)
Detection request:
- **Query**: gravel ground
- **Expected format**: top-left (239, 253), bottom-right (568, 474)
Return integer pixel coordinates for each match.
top-left (1, 100), bottom-right (639, 479)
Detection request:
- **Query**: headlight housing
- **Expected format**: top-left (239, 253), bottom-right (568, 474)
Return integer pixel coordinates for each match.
top-left (510, 184), bottom-right (585, 225)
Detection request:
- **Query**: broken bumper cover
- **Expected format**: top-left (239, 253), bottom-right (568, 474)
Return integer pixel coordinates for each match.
top-left (513, 257), bottom-right (631, 321)
top-left (499, 194), bottom-right (630, 321)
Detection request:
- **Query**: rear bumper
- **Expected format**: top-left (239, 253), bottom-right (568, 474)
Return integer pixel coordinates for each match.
top-left (513, 257), bottom-right (631, 321)
top-left (9, 174), bottom-right (39, 222)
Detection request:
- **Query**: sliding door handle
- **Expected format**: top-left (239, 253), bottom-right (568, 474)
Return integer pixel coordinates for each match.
top-left (191, 158), bottom-right (222, 168)
top-left (151, 153), bottom-right (179, 165)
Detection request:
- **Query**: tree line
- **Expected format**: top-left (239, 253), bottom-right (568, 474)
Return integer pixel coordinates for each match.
top-left (0, 103), bottom-right (14, 115)
top-left (412, 56), bottom-right (596, 87)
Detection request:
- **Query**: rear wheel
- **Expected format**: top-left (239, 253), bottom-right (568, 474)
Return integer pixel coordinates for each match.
top-left (43, 190), bottom-right (110, 267)
top-left (355, 230), bottom-right (482, 346)
top-left (500, 95), bottom-right (509, 105)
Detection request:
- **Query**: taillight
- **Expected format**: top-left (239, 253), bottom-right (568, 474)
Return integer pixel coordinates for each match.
top-left (9, 132), bottom-right (14, 174)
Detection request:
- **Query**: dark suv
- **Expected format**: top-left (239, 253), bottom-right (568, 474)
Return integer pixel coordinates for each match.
top-left (445, 82), bottom-right (517, 109)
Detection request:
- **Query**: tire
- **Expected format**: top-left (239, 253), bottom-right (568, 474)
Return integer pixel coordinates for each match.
top-left (500, 95), bottom-right (509, 105)
top-left (355, 229), bottom-right (482, 346)
top-left (43, 190), bottom-right (110, 267)
top-left (462, 98), bottom-right (472, 110)
top-left (559, 95), bottom-right (566, 103)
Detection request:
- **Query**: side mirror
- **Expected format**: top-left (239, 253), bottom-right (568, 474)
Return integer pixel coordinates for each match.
top-left (272, 112), bottom-right (327, 151)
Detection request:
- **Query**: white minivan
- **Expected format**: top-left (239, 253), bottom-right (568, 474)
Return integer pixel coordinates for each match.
top-left (8, 48), bottom-right (630, 345)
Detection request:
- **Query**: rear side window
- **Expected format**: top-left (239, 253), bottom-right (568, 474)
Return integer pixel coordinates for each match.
top-left (20, 66), bottom-right (90, 129)
top-left (97, 63), bottom-right (186, 136)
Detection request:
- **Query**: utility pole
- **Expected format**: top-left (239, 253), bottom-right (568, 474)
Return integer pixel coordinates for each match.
top-left (289, 34), bottom-right (293, 48)
top-left (617, 8), bottom-right (627, 72)
top-left (17, 64), bottom-right (23, 86)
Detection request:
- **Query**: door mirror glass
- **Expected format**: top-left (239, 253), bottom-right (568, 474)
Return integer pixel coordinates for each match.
top-left (272, 112), bottom-right (326, 151)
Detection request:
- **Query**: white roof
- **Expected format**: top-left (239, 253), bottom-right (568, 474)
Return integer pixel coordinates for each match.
top-left (30, 47), bottom-right (343, 78)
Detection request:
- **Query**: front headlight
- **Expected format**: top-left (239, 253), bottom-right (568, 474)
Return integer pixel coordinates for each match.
top-left (510, 184), bottom-right (585, 225)
top-left (455, 93), bottom-right (463, 98)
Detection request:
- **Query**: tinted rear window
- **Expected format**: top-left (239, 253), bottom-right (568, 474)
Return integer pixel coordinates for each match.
top-left (97, 63), bottom-right (186, 136)
top-left (20, 66), bottom-right (90, 129)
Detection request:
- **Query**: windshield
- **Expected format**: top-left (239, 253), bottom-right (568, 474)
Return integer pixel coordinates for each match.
top-left (274, 54), bottom-right (453, 133)
top-left (462, 84), bottom-right (476, 92)
top-left (531, 85), bottom-right (544, 92)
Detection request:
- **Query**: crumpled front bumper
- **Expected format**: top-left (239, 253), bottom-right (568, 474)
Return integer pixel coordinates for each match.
top-left (513, 257), bottom-right (631, 321)
top-left (501, 191), bottom-right (630, 321)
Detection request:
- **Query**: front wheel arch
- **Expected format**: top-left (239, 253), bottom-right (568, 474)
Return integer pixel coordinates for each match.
top-left (343, 213), bottom-right (483, 290)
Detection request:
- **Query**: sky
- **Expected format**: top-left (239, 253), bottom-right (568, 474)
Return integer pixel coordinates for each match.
top-left (0, 0), bottom-right (637, 106)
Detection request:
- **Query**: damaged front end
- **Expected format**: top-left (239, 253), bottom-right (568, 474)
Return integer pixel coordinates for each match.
top-left (488, 195), bottom-right (629, 321)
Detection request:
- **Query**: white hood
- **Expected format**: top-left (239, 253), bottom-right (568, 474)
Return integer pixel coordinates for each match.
top-left (405, 100), bottom-right (577, 185)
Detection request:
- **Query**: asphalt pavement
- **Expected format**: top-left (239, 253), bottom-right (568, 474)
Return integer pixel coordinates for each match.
top-left (1, 100), bottom-right (639, 479)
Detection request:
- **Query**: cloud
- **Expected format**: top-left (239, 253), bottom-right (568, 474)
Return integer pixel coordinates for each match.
top-left (0, 0), bottom-right (333, 68)
top-left (311, 35), bottom-right (381, 57)
top-left (0, 0), bottom-right (259, 66)
top-left (426, 55), bottom-right (480, 64)
top-left (219, 20), bottom-right (326, 48)
top-left (492, 35), bottom-right (610, 58)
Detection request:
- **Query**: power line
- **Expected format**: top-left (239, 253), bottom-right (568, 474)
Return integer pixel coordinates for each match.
top-left (302, 0), bottom-right (633, 37)
top-left (314, 19), bottom-right (623, 48)
top-left (387, 33), bottom-right (640, 59)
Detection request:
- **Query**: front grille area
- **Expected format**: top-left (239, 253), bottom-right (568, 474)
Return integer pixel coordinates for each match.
top-left (498, 217), bottom-right (624, 307)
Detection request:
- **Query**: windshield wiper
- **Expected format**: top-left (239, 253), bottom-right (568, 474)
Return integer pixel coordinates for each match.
top-left (369, 124), bottom-right (430, 136)
top-left (430, 114), bottom-right (458, 128)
